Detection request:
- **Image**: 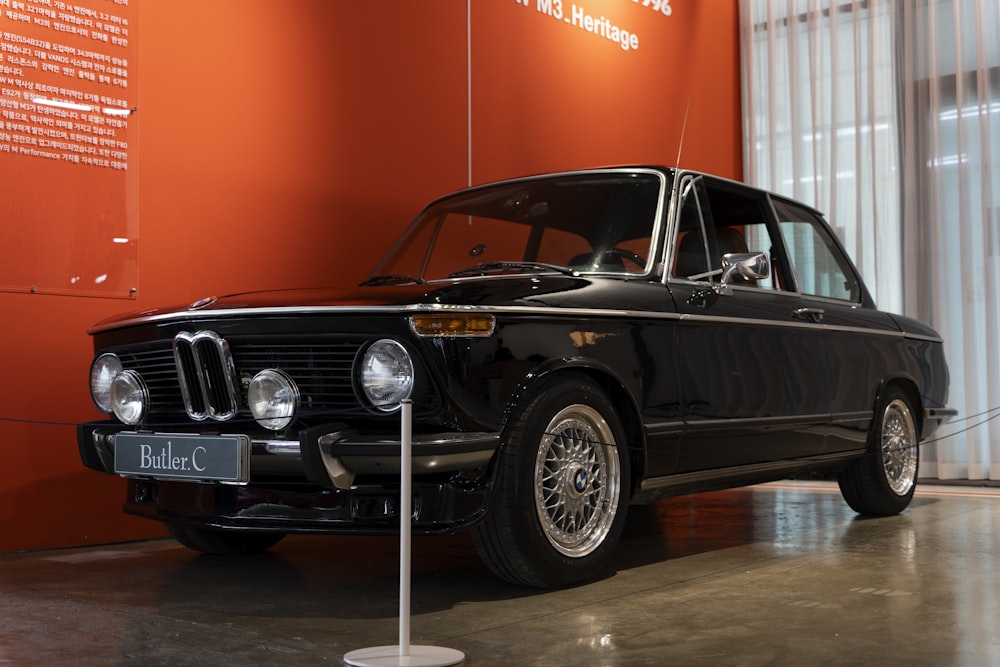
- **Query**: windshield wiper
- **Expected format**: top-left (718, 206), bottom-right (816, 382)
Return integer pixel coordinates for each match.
top-left (446, 261), bottom-right (579, 279)
top-left (359, 274), bottom-right (426, 286)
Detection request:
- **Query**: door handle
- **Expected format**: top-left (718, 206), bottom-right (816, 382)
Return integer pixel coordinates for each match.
top-left (792, 307), bottom-right (824, 323)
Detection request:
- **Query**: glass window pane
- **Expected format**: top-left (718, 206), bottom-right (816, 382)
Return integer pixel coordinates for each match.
top-left (773, 198), bottom-right (858, 301)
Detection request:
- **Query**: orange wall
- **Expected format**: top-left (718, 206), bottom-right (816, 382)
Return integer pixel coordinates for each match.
top-left (0, 0), bottom-right (740, 553)
top-left (471, 1), bottom-right (742, 181)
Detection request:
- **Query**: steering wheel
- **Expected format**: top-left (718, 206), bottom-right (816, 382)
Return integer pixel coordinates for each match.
top-left (606, 248), bottom-right (646, 270)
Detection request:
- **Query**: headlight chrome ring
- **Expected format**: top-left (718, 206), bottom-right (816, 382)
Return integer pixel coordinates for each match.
top-left (110, 369), bottom-right (149, 425)
top-left (357, 339), bottom-right (414, 412)
top-left (247, 369), bottom-right (300, 431)
top-left (90, 353), bottom-right (123, 413)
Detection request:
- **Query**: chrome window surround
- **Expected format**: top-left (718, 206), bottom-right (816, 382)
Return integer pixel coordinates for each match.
top-left (172, 330), bottom-right (241, 422)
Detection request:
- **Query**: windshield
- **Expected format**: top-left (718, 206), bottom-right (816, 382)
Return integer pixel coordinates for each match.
top-left (368, 171), bottom-right (664, 283)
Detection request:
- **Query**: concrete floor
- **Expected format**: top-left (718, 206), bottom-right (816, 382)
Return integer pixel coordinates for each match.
top-left (1, 481), bottom-right (998, 666)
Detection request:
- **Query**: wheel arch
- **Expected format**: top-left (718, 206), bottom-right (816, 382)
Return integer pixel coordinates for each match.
top-left (500, 358), bottom-right (647, 498)
top-left (875, 374), bottom-right (924, 436)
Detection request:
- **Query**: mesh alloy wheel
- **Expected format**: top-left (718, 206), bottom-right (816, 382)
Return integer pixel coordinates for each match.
top-left (880, 398), bottom-right (918, 496)
top-left (533, 404), bottom-right (622, 558)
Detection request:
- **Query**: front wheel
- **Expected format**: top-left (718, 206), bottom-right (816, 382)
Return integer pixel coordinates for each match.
top-left (472, 374), bottom-right (631, 588)
top-left (165, 523), bottom-right (286, 555)
top-left (838, 386), bottom-right (919, 516)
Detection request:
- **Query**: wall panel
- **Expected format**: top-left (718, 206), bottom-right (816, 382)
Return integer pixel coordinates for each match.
top-left (0, 0), bottom-right (738, 552)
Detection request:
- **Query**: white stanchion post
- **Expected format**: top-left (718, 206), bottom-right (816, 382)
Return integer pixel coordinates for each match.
top-left (399, 399), bottom-right (412, 656)
top-left (343, 400), bottom-right (465, 667)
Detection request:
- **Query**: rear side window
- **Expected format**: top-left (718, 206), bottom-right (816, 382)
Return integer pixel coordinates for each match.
top-left (771, 198), bottom-right (860, 302)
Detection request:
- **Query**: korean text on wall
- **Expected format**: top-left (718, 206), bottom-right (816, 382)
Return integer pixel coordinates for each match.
top-left (1, 0), bottom-right (137, 298)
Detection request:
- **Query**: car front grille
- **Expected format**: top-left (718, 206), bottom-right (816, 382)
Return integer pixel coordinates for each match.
top-left (173, 330), bottom-right (240, 421)
top-left (112, 334), bottom-right (369, 423)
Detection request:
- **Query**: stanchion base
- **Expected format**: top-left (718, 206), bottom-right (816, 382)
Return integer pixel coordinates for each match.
top-left (343, 644), bottom-right (465, 667)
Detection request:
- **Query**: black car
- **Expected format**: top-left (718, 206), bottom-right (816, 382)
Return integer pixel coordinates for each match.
top-left (79, 167), bottom-right (953, 588)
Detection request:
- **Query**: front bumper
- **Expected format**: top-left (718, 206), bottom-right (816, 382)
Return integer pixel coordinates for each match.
top-left (77, 420), bottom-right (502, 534)
top-left (121, 476), bottom-right (495, 535)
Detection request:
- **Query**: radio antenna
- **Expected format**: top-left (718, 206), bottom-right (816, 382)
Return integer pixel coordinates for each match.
top-left (675, 95), bottom-right (692, 169)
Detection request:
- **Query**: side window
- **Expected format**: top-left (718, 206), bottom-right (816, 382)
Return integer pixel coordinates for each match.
top-left (671, 176), bottom-right (780, 290)
top-left (771, 198), bottom-right (860, 302)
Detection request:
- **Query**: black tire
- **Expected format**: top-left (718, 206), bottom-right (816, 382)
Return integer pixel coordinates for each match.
top-left (838, 386), bottom-right (919, 516)
top-left (471, 373), bottom-right (631, 588)
top-left (164, 523), bottom-right (286, 555)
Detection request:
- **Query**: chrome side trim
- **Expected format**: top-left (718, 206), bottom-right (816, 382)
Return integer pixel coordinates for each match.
top-left (900, 331), bottom-right (949, 343)
top-left (682, 413), bottom-right (833, 429)
top-left (90, 303), bottom-right (943, 344)
top-left (639, 451), bottom-right (863, 493)
top-left (644, 420), bottom-right (685, 436)
top-left (830, 410), bottom-right (873, 423)
top-left (89, 303), bottom-right (685, 333)
top-left (677, 312), bottom-right (905, 338)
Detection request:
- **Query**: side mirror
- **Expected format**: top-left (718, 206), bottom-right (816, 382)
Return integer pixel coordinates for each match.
top-left (720, 252), bottom-right (769, 287)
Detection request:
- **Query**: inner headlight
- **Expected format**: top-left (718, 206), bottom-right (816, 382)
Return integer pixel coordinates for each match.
top-left (248, 369), bottom-right (300, 431)
top-left (90, 353), bottom-right (123, 413)
top-left (358, 339), bottom-right (414, 412)
top-left (110, 370), bottom-right (148, 425)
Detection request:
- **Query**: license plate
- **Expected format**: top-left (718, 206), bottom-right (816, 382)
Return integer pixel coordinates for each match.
top-left (114, 433), bottom-right (249, 483)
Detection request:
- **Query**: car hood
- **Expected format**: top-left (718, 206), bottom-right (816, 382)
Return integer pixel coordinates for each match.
top-left (88, 276), bottom-right (624, 333)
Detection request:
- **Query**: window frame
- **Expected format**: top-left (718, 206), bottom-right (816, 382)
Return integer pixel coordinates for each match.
top-left (666, 172), bottom-right (792, 292)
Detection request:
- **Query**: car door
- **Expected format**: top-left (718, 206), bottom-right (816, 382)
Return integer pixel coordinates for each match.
top-left (667, 174), bottom-right (831, 473)
top-left (767, 195), bottom-right (903, 452)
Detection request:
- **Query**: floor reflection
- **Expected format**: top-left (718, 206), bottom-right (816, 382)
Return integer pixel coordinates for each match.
top-left (1, 482), bottom-right (997, 666)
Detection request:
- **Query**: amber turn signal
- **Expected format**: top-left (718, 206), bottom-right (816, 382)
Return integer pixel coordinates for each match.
top-left (409, 313), bottom-right (496, 337)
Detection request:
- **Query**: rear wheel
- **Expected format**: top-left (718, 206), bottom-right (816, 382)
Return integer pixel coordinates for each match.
top-left (165, 523), bottom-right (285, 555)
top-left (472, 374), bottom-right (630, 588)
top-left (838, 386), bottom-right (919, 516)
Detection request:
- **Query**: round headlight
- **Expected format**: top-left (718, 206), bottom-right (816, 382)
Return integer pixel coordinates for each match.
top-left (110, 370), bottom-right (148, 425)
top-left (358, 339), bottom-right (414, 412)
top-left (248, 369), bottom-right (300, 431)
top-left (90, 353), bottom-right (123, 413)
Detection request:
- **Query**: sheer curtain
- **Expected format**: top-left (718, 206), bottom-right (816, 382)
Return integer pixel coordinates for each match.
top-left (741, 0), bottom-right (1000, 481)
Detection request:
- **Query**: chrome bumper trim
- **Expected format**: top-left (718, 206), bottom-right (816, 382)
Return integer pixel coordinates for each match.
top-left (315, 430), bottom-right (500, 490)
top-left (925, 407), bottom-right (957, 423)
